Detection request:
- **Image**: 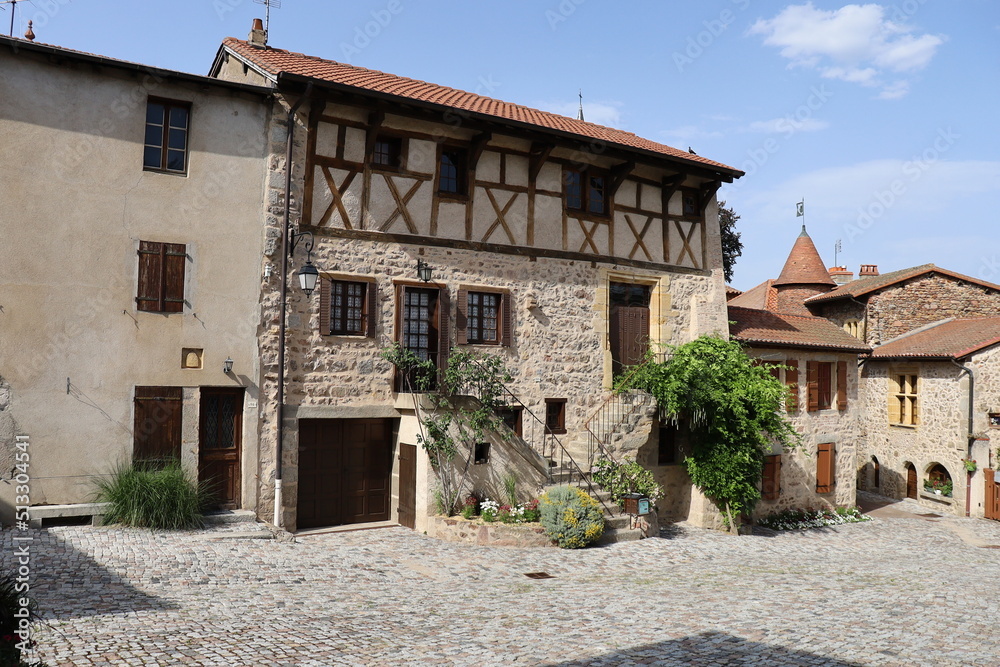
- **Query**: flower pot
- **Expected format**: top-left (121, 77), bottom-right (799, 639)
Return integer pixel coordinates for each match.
top-left (934, 490), bottom-right (942, 495)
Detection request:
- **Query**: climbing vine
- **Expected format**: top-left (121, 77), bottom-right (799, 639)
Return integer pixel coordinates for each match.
top-left (616, 335), bottom-right (799, 534)
top-left (380, 344), bottom-right (513, 515)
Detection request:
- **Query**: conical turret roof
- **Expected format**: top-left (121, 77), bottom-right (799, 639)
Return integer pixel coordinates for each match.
top-left (773, 226), bottom-right (836, 287)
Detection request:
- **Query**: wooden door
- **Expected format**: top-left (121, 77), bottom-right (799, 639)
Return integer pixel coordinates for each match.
top-left (985, 470), bottom-right (1000, 521)
top-left (906, 464), bottom-right (918, 499)
top-left (199, 388), bottom-right (243, 509)
top-left (133, 386), bottom-right (183, 464)
top-left (398, 443), bottom-right (417, 529)
top-left (609, 282), bottom-right (651, 376)
top-left (297, 419), bottom-right (393, 529)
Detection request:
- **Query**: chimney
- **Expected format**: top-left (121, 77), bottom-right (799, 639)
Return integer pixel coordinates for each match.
top-left (859, 264), bottom-right (879, 277)
top-left (249, 18), bottom-right (267, 47)
top-left (828, 266), bottom-right (854, 286)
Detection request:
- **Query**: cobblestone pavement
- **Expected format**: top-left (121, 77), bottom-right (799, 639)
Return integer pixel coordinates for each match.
top-left (13, 495), bottom-right (1000, 666)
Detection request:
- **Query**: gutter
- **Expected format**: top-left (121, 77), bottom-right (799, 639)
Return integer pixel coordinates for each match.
top-left (949, 357), bottom-right (975, 517)
top-left (274, 82), bottom-right (314, 528)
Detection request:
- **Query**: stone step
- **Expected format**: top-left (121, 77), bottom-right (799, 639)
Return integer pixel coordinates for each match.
top-left (203, 510), bottom-right (259, 525)
top-left (597, 526), bottom-right (645, 545)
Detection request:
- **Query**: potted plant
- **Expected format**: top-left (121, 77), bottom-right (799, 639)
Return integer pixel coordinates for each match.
top-left (963, 459), bottom-right (978, 473)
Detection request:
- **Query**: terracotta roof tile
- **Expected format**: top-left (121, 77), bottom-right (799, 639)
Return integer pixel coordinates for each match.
top-left (871, 317), bottom-right (1000, 359)
top-left (729, 306), bottom-right (870, 352)
top-left (728, 279), bottom-right (777, 311)
top-left (807, 264), bottom-right (1000, 303)
top-left (772, 227), bottom-right (836, 287)
top-left (220, 38), bottom-right (740, 174)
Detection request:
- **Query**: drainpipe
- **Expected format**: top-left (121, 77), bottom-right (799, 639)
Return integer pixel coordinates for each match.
top-left (274, 83), bottom-right (313, 528)
top-left (949, 357), bottom-right (975, 517)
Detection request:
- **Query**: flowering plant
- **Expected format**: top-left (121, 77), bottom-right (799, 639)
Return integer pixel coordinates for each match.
top-left (758, 506), bottom-right (870, 531)
top-left (963, 459), bottom-right (978, 473)
top-left (923, 479), bottom-right (953, 497)
top-left (475, 498), bottom-right (540, 524)
top-left (461, 495), bottom-right (479, 520)
top-left (480, 498), bottom-right (501, 522)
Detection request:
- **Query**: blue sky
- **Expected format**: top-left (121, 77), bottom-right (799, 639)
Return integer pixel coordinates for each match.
top-left (14, 1), bottom-right (999, 290)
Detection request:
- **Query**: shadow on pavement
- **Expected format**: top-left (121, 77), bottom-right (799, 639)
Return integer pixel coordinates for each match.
top-left (550, 630), bottom-right (864, 666)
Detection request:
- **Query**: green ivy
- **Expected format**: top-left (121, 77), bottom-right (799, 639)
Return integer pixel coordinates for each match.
top-left (616, 335), bottom-right (800, 534)
top-left (591, 458), bottom-right (664, 509)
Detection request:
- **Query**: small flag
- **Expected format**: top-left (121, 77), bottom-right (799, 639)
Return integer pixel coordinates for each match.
top-left (796, 201), bottom-right (804, 217)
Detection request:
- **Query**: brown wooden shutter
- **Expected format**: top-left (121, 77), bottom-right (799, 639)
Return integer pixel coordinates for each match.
top-left (887, 375), bottom-right (900, 424)
top-left (806, 361), bottom-right (819, 412)
top-left (816, 443), bottom-right (835, 493)
top-left (836, 360), bottom-right (848, 410)
top-left (455, 288), bottom-right (468, 345)
top-left (319, 277), bottom-right (332, 335)
top-left (762, 454), bottom-right (781, 500)
top-left (366, 281), bottom-right (378, 338)
top-left (785, 359), bottom-right (799, 412)
top-left (437, 287), bottom-right (450, 374)
top-left (133, 386), bottom-right (183, 463)
top-left (500, 290), bottom-right (512, 347)
top-left (136, 241), bottom-right (162, 311)
top-left (163, 243), bottom-right (186, 313)
top-left (636, 306), bottom-right (650, 362)
top-left (395, 284), bottom-right (406, 343)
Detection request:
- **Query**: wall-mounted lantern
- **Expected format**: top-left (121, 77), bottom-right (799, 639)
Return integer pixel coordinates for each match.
top-left (416, 259), bottom-right (433, 283)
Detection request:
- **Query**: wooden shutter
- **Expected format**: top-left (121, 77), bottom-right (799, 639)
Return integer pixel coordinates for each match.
top-left (437, 287), bottom-right (450, 374)
top-left (887, 375), bottom-right (901, 424)
top-left (163, 243), bottom-right (186, 313)
top-left (366, 281), bottom-right (378, 338)
top-left (133, 386), bottom-right (183, 463)
top-left (785, 359), bottom-right (799, 412)
top-left (806, 361), bottom-right (819, 412)
top-left (455, 288), bottom-right (468, 345)
top-left (319, 277), bottom-right (332, 335)
top-left (768, 364), bottom-right (781, 381)
top-left (816, 443), bottom-right (835, 493)
top-left (836, 361), bottom-right (848, 410)
top-left (762, 454), bottom-right (781, 500)
top-left (500, 290), bottom-right (512, 347)
top-left (136, 241), bottom-right (162, 311)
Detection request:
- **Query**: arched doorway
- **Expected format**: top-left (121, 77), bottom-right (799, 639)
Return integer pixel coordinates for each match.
top-left (905, 463), bottom-right (917, 499)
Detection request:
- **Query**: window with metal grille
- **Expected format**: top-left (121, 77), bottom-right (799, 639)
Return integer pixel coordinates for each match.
top-left (564, 168), bottom-right (608, 215)
top-left (439, 149), bottom-right (466, 195)
top-left (144, 99), bottom-right (190, 173)
top-left (372, 136), bottom-right (402, 168)
top-left (136, 241), bottom-right (186, 313)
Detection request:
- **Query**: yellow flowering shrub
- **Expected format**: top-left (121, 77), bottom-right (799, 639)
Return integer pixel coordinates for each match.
top-left (539, 486), bottom-right (604, 548)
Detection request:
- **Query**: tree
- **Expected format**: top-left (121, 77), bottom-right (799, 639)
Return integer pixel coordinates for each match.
top-left (719, 200), bottom-right (742, 284)
top-left (616, 335), bottom-right (799, 534)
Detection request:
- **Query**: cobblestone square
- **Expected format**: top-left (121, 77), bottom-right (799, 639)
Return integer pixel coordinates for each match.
top-left (15, 495), bottom-right (1000, 666)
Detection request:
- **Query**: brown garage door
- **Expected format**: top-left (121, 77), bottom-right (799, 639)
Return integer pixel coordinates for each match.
top-left (297, 418), bottom-right (393, 530)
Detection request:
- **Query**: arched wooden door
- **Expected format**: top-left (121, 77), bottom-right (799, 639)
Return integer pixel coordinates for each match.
top-left (905, 463), bottom-right (917, 499)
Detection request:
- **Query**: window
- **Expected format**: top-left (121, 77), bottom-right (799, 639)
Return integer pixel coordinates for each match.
top-left (474, 442), bottom-right (491, 465)
top-left (658, 422), bottom-right (680, 465)
top-left (545, 398), bottom-right (567, 434)
top-left (498, 406), bottom-right (523, 438)
top-left (785, 359), bottom-right (799, 412)
top-left (456, 289), bottom-right (511, 346)
top-left (133, 387), bottom-right (183, 464)
top-left (680, 187), bottom-right (701, 220)
top-left (889, 372), bottom-right (919, 426)
top-left (564, 168), bottom-right (608, 216)
top-left (372, 135), bottom-right (402, 168)
top-left (817, 362), bottom-right (832, 410)
top-left (806, 361), bottom-right (848, 412)
top-left (395, 284), bottom-right (449, 391)
top-left (136, 241), bottom-right (186, 313)
top-left (610, 282), bottom-right (652, 376)
top-left (320, 278), bottom-right (376, 337)
top-left (438, 148), bottom-right (467, 195)
top-left (144, 99), bottom-right (190, 173)
top-left (990, 413), bottom-right (1000, 428)
top-left (816, 443), bottom-right (835, 493)
top-left (844, 320), bottom-right (862, 339)
top-left (762, 454), bottom-right (781, 500)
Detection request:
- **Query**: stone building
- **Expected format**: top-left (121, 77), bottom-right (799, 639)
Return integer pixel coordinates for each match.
top-left (0, 36), bottom-right (272, 522)
top-left (208, 30), bottom-right (742, 532)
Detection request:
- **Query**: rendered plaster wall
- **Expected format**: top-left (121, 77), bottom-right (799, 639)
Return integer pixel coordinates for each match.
top-left (0, 51), bottom-right (269, 520)
top-left (858, 360), bottom-right (973, 515)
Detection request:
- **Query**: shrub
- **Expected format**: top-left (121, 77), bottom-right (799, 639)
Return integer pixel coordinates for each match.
top-left (539, 486), bottom-right (604, 548)
top-left (758, 506), bottom-right (870, 531)
top-left (95, 461), bottom-right (210, 530)
top-left (591, 458), bottom-right (664, 510)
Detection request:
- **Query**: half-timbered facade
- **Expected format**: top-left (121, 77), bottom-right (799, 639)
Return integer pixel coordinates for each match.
top-left (211, 34), bottom-right (742, 532)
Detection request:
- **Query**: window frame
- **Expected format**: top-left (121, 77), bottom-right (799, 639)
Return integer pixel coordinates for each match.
top-left (394, 282), bottom-right (450, 392)
top-left (371, 134), bottom-right (404, 171)
top-left (889, 368), bottom-right (919, 427)
top-left (136, 240), bottom-right (186, 313)
top-left (456, 287), bottom-right (512, 347)
top-left (679, 187), bottom-right (702, 221)
top-left (437, 146), bottom-right (468, 198)
top-left (143, 97), bottom-right (191, 175)
top-left (319, 275), bottom-right (378, 338)
top-left (563, 167), bottom-right (610, 217)
top-left (545, 398), bottom-right (567, 435)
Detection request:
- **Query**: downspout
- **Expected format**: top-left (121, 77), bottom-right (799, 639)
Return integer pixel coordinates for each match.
top-left (274, 83), bottom-right (313, 528)
top-left (949, 357), bottom-right (975, 517)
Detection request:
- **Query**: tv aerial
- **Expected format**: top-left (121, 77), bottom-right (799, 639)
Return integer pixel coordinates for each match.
top-left (253, 0), bottom-right (281, 38)
top-left (1, 0), bottom-right (34, 38)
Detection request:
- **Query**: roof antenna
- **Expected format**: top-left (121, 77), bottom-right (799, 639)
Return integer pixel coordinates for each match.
top-left (253, 0), bottom-right (281, 44)
top-left (577, 89), bottom-right (585, 122)
top-left (1, 0), bottom-right (27, 38)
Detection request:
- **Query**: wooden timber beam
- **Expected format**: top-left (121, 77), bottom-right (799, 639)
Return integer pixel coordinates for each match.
top-left (700, 180), bottom-right (722, 215)
top-left (468, 131), bottom-right (493, 171)
top-left (528, 142), bottom-right (555, 182)
top-left (364, 110), bottom-right (385, 161)
top-left (608, 160), bottom-right (636, 198)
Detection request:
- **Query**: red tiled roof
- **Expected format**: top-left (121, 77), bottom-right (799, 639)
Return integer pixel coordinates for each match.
top-left (729, 306), bottom-right (870, 352)
top-left (772, 227), bottom-right (836, 287)
top-left (219, 38), bottom-right (741, 175)
top-left (871, 317), bottom-right (1000, 359)
top-left (807, 264), bottom-right (1000, 303)
top-left (728, 279), bottom-right (777, 311)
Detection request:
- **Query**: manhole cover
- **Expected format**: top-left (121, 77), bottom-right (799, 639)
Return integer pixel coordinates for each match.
top-left (524, 572), bottom-right (554, 579)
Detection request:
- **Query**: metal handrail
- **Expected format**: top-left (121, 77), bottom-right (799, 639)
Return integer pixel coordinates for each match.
top-left (583, 361), bottom-right (659, 468)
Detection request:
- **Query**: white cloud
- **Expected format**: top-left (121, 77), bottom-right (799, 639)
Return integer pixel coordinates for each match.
top-left (536, 100), bottom-right (623, 128)
top-left (747, 117), bottom-right (829, 134)
top-left (748, 2), bottom-right (944, 98)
